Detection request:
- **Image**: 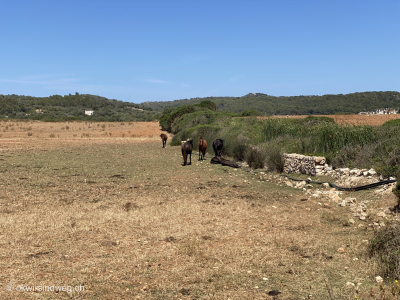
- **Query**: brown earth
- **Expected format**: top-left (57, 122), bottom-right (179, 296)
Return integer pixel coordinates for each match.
top-left (0, 120), bottom-right (399, 299)
top-left (0, 120), bottom-right (164, 150)
top-left (265, 114), bottom-right (400, 126)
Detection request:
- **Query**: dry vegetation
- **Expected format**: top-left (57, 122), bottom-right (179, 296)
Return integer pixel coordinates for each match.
top-left (266, 114), bottom-right (400, 126)
top-left (0, 119), bottom-right (399, 300)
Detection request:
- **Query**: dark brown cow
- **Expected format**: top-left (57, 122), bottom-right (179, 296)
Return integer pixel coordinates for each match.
top-left (181, 139), bottom-right (193, 166)
top-left (198, 137), bottom-right (207, 160)
top-left (160, 133), bottom-right (168, 148)
top-left (212, 139), bottom-right (224, 157)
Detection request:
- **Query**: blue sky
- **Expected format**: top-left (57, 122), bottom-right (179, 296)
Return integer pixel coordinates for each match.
top-left (1, 0), bottom-right (399, 103)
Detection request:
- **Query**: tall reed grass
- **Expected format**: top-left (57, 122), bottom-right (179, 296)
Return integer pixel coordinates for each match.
top-left (167, 112), bottom-right (400, 176)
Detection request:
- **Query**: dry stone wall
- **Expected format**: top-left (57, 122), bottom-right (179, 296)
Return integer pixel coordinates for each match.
top-left (283, 153), bottom-right (326, 176)
top-left (282, 153), bottom-right (381, 180)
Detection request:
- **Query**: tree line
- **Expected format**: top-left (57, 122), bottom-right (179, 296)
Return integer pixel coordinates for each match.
top-left (143, 91), bottom-right (400, 115)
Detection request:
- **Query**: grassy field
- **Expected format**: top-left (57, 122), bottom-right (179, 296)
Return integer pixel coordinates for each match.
top-left (0, 120), bottom-right (399, 300)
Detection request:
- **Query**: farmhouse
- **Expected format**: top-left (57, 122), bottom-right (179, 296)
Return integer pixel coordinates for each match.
top-left (358, 108), bottom-right (398, 115)
top-left (85, 110), bottom-right (94, 116)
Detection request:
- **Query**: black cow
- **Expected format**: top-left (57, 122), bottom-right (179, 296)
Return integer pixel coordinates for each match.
top-left (212, 139), bottom-right (224, 157)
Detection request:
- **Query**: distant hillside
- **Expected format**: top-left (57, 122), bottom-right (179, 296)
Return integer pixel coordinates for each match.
top-left (0, 93), bottom-right (158, 121)
top-left (141, 91), bottom-right (400, 115)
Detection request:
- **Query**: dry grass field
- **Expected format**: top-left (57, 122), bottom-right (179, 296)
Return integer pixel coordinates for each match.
top-left (266, 114), bottom-right (400, 126)
top-left (0, 119), bottom-right (399, 300)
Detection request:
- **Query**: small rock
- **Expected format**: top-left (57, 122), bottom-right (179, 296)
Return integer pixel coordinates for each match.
top-left (345, 197), bottom-right (356, 203)
top-left (375, 276), bottom-right (384, 283)
top-left (337, 247), bottom-right (346, 253)
top-left (376, 211), bottom-right (386, 218)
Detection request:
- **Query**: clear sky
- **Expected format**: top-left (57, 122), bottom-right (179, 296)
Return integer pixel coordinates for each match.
top-left (1, 0), bottom-right (399, 103)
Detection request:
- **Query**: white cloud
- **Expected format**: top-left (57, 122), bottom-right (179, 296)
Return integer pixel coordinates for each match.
top-left (145, 79), bottom-right (169, 84)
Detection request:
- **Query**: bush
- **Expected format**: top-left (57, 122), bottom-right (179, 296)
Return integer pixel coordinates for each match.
top-left (330, 144), bottom-right (360, 169)
top-left (241, 109), bottom-right (262, 117)
top-left (303, 115), bottom-right (335, 124)
top-left (264, 145), bottom-right (284, 172)
top-left (372, 142), bottom-right (400, 177)
top-left (369, 225), bottom-right (400, 279)
top-left (382, 119), bottom-right (400, 127)
top-left (392, 176), bottom-right (400, 212)
top-left (196, 100), bottom-right (217, 111)
top-left (245, 147), bottom-right (266, 169)
top-left (227, 135), bottom-right (250, 161)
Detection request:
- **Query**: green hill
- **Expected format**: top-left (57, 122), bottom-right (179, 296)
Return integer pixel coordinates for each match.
top-left (0, 93), bottom-right (158, 121)
top-left (141, 91), bottom-right (400, 115)
top-left (2, 91), bottom-right (399, 121)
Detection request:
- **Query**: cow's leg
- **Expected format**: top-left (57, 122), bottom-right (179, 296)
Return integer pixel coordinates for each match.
top-left (182, 150), bottom-right (186, 166)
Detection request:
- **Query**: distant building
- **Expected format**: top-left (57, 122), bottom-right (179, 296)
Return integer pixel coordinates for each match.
top-left (85, 110), bottom-right (94, 116)
top-left (358, 108), bottom-right (398, 115)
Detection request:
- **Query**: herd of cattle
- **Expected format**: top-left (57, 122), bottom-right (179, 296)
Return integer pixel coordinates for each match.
top-left (159, 133), bottom-right (223, 166)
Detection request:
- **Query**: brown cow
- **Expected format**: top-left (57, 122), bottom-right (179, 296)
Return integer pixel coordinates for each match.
top-left (181, 139), bottom-right (193, 166)
top-left (160, 133), bottom-right (168, 148)
top-left (198, 137), bottom-right (207, 160)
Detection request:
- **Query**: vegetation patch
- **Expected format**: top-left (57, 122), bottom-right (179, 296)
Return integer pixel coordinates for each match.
top-left (369, 225), bottom-right (400, 280)
top-left (160, 104), bottom-right (400, 176)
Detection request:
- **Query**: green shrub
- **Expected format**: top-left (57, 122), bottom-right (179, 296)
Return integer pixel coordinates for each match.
top-left (241, 109), bottom-right (262, 116)
top-left (330, 144), bottom-right (360, 169)
top-left (382, 120), bottom-right (400, 127)
top-left (245, 147), bottom-right (266, 169)
top-left (264, 144), bottom-right (284, 172)
top-left (196, 100), bottom-right (217, 111)
top-left (372, 143), bottom-right (400, 177)
top-left (393, 181), bottom-right (400, 199)
top-left (369, 225), bottom-right (400, 279)
top-left (228, 135), bottom-right (250, 161)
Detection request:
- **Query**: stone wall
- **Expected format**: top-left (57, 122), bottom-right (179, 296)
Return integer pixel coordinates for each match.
top-left (282, 153), bottom-right (379, 179)
top-left (282, 153), bottom-right (326, 176)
